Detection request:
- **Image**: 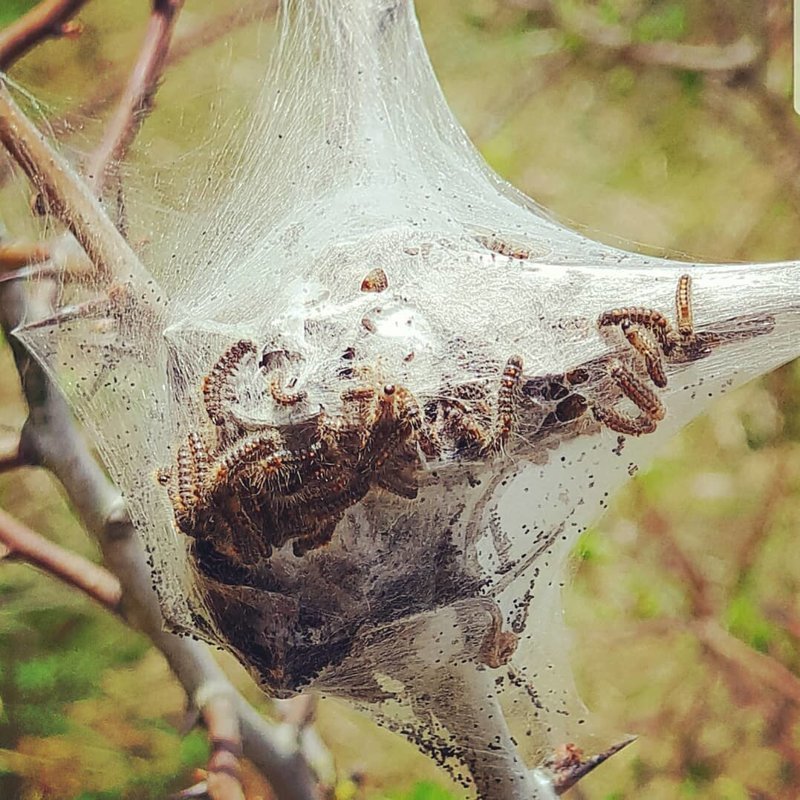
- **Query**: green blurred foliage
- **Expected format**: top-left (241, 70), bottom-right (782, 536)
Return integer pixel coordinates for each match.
top-left (634, 3), bottom-right (686, 43)
top-left (0, 2), bottom-right (36, 27)
top-left (385, 783), bottom-right (457, 800)
top-left (1, 0), bottom-right (800, 799)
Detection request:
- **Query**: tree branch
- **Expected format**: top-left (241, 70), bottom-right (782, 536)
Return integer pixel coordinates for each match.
top-left (693, 617), bottom-right (800, 706)
top-left (199, 688), bottom-right (246, 800)
top-left (0, 78), bottom-right (158, 292)
top-left (0, 238), bottom-right (93, 285)
top-left (85, 0), bottom-right (184, 197)
top-left (0, 3), bottom-right (322, 795)
top-left (734, 456), bottom-right (788, 582)
top-left (626, 36), bottom-right (759, 73)
top-left (542, 0), bottom-right (760, 74)
top-left (0, 240), bottom-right (50, 270)
top-left (0, 0), bottom-right (89, 70)
top-left (0, 2), bottom-right (278, 188)
top-left (0, 506), bottom-right (123, 609)
top-left (45, 0), bottom-right (278, 143)
top-left (636, 489), bottom-right (714, 618)
top-left (0, 278), bottom-right (321, 800)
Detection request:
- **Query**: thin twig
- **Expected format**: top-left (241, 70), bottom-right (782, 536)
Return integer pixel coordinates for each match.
top-left (693, 617), bottom-right (800, 706)
top-left (0, 239), bottom-right (93, 283)
top-left (472, 51), bottom-right (572, 147)
top-left (765, 605), bottom-right (800, 642)
top-left (0, 0), bottom-right (89, 70)
top-left (636, 493), bottom-right (713, 618)
top-left (0, 506), bottom-right (123, 609)
top-left (735, 456), bottom-right (789, 582)
top-left (50, 0), bottom-right (278, 141)
top-left (85, 0), bottom-right (184, 197)
top-left (0, 240), bottom-right (50, 270)
top-left (542, 0), bottom-right (760, 73)
top-left (0, 1), bottom-right (278, 187)
top-left (702, 79), bottom-right (800, 217)
top-left (545, 737), bottom-right (637, 795)
top-left (626, 36), bottom-right (759, 72)
top-left (0, 79), bottom-right (158, 294)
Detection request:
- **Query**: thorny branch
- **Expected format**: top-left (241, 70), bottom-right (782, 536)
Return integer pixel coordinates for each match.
top-left (0, 3), bottom-right (322, 800)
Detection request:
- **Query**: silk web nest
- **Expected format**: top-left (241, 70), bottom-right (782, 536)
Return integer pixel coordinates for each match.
top-left (12, 0), bottom-right (800, 794)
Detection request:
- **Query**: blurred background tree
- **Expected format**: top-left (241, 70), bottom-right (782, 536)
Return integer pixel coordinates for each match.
top-left (1, 1), bottom-right (799, 798)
